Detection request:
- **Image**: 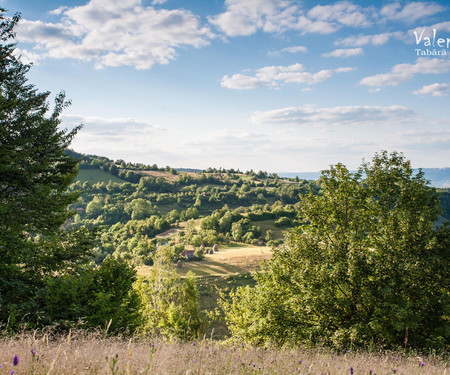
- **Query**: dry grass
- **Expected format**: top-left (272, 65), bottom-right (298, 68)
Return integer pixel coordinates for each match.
top-left (0, 332), bottom-right (447, 374)
top-left (198, 246), bottom-right (271, 274)
top-left (137, 245), bottom-right (272, 278)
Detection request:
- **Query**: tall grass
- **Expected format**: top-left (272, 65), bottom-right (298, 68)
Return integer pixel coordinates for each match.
top-left (0, 331), bottom-right (448, 374)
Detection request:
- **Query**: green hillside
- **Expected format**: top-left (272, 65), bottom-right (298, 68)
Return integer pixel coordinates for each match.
top-left (76, 168), bottom-right (127, 184)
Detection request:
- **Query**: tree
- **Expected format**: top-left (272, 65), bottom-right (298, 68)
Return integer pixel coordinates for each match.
top-left (0, 9), bottom-right (96, 326)
top-left (135, 248), bottom-right (204, 339)
top-left (86, 196), bottom-right (105, 218)
top-left (125, 198), bottom-right (155, 220)
top-left (221, 151), bottom-right (450, 349)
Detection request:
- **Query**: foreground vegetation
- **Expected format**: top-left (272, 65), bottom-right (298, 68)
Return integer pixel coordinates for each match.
top-left (1, 8), bottom-right (450, 365)
top-left (221, 153), bottom-right (450, 349)
top-left (0, 332), bottom-right (448, 375)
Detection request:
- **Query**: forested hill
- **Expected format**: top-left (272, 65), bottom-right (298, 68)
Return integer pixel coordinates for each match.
top-left (66, 150), bottom-right (320, 266)
top-left (280, 168), bottom-right (450, 188)
top-left (69, 147), bottom-right (450, 256)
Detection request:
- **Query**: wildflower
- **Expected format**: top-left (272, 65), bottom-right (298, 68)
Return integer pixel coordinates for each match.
top-left (392, 356), bottom-right (398, 361)
top-left (420, 361), bottom-right (425, 367)
top-left (31, 348), bottom-right (37, 356)
top-left (350, 366), bottom-right (354, 374)
top-left (10, 371), bottom-right (14, 375)
top-left (12, 356), bottom-right (19, 366)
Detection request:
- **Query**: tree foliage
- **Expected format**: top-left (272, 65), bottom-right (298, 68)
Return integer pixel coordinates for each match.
top-left (136, 248), bottom-right (205, 339)
top-left (0, 9), bottom-right (98, 327)
top-left (221, 151), bottom-right (450, 349)
top-left (45, 257), bottom-right (141, 333)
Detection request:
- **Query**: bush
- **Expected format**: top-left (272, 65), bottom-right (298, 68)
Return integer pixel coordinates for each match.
top-left (45, 258), bottom-right (141, 333)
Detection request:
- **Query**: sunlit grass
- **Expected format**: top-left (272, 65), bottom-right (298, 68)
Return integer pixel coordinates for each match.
top-left (0, 331), bottom-right (447, 374)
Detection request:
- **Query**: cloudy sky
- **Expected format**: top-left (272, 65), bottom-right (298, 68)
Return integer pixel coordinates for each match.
top-left (6, 0), bottom-right (450, 172)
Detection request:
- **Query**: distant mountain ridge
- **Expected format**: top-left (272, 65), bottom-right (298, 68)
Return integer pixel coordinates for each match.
top-left (279, 168), bottom-right (450, 188)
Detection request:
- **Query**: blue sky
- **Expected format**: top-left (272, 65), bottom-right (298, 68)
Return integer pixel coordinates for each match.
top-left (5, 0), bottom-right (450, 172)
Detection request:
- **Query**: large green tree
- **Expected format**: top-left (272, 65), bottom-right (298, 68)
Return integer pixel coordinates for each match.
top-left (221, 151), bottom-right (450, 349)
top-left (0, 9), bottom-right (96, 325)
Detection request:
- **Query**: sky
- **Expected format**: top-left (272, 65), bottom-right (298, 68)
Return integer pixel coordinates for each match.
top-left (4, 0), bottom-right (450, 172)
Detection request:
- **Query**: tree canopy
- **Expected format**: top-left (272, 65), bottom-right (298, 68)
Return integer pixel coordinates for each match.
top-left (221, 151), bottom-right (450, 349)
top-left (0, 8), bottom-right (96, 326)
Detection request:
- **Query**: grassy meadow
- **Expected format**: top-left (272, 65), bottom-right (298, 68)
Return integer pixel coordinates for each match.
top-left (76, 169), bottom-right (126, 184)
top-left (137, 244), bottom-right (272, 278)
top-left (0, 332), bottom-right (447, 375)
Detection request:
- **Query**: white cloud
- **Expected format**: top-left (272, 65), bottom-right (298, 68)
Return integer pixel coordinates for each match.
top-left (335, 31), bottom-right (404, 46)
top-left (62, 115), bottom-right (164, 135)
top-left (267, 45), bottom-right (308, 56)
top-left (16, 0), bottom-right (214, 69)
top-left (427, 21), bottom-right (450, 32)
top-left (185, 130), bottom-right (270, 151)
top-left (281, 45), bottom-right (308, 53)
top-left (17, 19), bottom-right (78, 46)
top-left (61, 114), bottom-right (186, 165)
top-left (336, 21), bottom-right (449, 48)
top-left (208, 0), bottom-right (294, 36)
top-left (307, 1), bottom-right (373, 28)
top-left (413, 83), bottom-right (450, 96)
top-left (322, 48), bottom-right (363, 58)
top-left (380, 2), bottom-right (444, 23)
top-left (251, 105), bottom-right (421, 126)
top-left (49, 6), bottom-right (69, 15)
top-left (13, 48), bottom-right (44, 65)
top-left (208, 0), bottom-right (374, 37)
top-left (293, 16), bottom-right (338, 34)
top-left (360, 58), bottom-right (450, 87)
top-left (390, 130), bottom-right (450, 155)
top-left (221, 63), bottom-right (354, 89)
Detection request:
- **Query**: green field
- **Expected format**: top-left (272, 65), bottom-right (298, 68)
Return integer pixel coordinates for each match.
top-left (76, 169), bottom-right (127, 184)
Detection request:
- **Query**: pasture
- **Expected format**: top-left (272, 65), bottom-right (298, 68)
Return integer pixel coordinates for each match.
top-left (137, 244), bottom-right (272, 278)
top-left (76, 169), bottom-right (126, 184)
top-left (0, 332), bottom-right (447, 375)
